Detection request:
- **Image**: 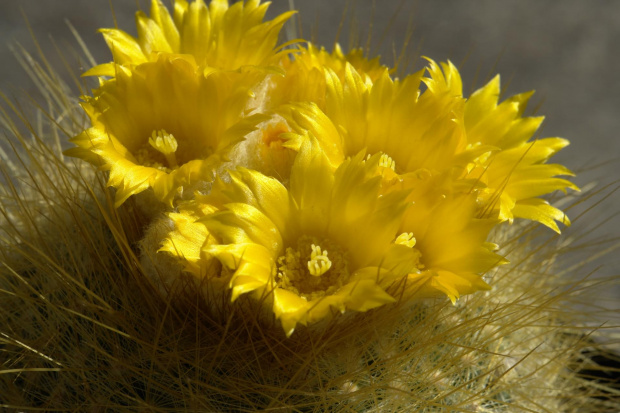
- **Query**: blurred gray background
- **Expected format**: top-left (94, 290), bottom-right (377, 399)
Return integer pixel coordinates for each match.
top-left (0, 1), bottom-right (618, 305)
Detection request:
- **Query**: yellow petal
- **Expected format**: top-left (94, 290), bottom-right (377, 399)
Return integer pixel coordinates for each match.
top-left (206, 243), bottom-right (274, 301)
top-left (150, 0), bottom-right (180, 51)
top-left (277, 102), bottom-right (345, 168)
top-left (289, 138), bottom-right (335, 234)
top-left (82, 63), bottom-right (116, 78)
top-left (136, 10), bottom-right (174, 56)
top-left (272, 288), bottom-right (310, 337)
top-left (339, 279), bottom-right (396, 312)
top-left (512, 198), bottom-right (571, 233)
top-left (226, 168), bottom-right (291, 237)
top-left (99, 28), bottom-right (147, 65)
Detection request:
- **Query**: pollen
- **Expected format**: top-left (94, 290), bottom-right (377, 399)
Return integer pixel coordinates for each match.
top-left (276, 236), bottom-right (349, 300)
top-left (395, 232), bottom-right (416, 248)
top-left (149, 129), bottom-right (179, 168)
top-left (308, 244), bottom-right (332, 276)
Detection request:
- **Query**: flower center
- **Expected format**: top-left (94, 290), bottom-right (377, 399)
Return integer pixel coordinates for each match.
top-left (276, 235), bottom-right (349, 300)
top-left (262, 122), bottom-right (289, 148)
top-left (149, 129), bottom-right (179, 168)
top-left (134, 129), bottom-right (180, 171)
top-left (307, 244), bottom-right (332, 276)
top-left (367, 151), bottom-right (398, 175)
top-left (378, 153), bottom-right (396, 171)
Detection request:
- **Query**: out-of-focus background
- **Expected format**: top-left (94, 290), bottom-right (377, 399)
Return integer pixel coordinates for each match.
top-left (0, 1), bottom-right (618, 300)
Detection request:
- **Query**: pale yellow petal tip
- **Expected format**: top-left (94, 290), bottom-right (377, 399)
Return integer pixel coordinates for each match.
top-left (498, 256), bottom-right (510, 266)
top-left (553, 137), bottom-right (571, 150)
top-left (568, 180), bottom-right (581, 192)
top-left (230, 286), bottom-right (244, 303)
top-left (550, 213), bottom-right (571, 234)
top-left (511, 197), bottom-right (574, 233)
top-left (82, 63), bottom-right (115, 78)
top-left (282, 324), bottom-right (296, 338)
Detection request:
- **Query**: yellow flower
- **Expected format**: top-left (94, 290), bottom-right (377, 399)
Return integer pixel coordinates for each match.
top-left (202, 140), bottom-right (420, 336)
top-left (401, 194), bottom-right (506, 303)
top-left (278, 61), bottom-right (473, 203)
top-left (279, 59), bottom-right (577, 231)
top-left (270, 42), bottom-right (388, 109)
top-left (463, 75), bottom-right (579, 231)
top-left (85, 0), bottom-right (295, 77)
top-left (256, 43), bottom-right (389, 177)
top-left (67, 55), bottom-right (265, 206)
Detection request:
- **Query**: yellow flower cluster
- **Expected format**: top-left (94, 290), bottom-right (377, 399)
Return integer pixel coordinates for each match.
top-left (68, 0), bottom-right (577, 336)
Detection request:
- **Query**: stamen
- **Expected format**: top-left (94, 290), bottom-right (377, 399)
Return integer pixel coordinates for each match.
top-left (276, 236), bottom-right (349, 299)
top-left (379, 153), bottom-right (396, 171)
top-left (307, 244), bottom-right (332, 277)
top-left (149, 129), bottom-right (179, 168)
top-left (395, 232), bottom-right (416, 248)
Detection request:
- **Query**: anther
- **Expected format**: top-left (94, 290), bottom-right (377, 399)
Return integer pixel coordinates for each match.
top-left (307, 244), bottom-right (332, 277)
top-left (395, 232), bottom-right (416, 248)
top-left (379, 153), bottom-right (396, 171)
top-left (149, 129), bottom-right (179, 168)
